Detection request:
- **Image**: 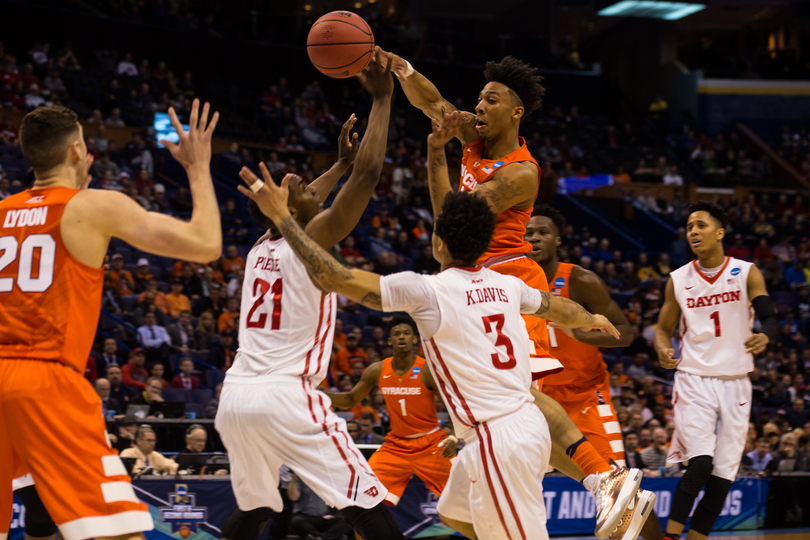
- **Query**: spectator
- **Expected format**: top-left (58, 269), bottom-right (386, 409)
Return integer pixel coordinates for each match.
top-left (91, 151), bottom-right (120, 180)
top-left (132, 258), bottom-right (153, 293)
top-left (786, 261), bottom-right (808, 288)
top-left (93, 337), bottom-right (123, 379)
top-left (636, 253), bottom-right (658, 280)
top-left (335, 332), bottom-right (368, 374)
top-left (766, 434), bottom-right (808, 473)
top-left (662, 165), bottom-right (683, 186)
top-left (0, 177), bottom-right (10, 201)
top-left (106, 364), bottom-right (133, 407)
top-left (113, 416), bottom-right (137, 453)
top-left (288, 473), bottom-right (353, 540)
top-left (178, 262), bottom-right (204, 299)
top-left (106, 107), bottom-right (125, 126)
top-left (787, 398), bottom-right (808, 428)
top-left (412, 219), bottom-right (431, 243)
top-left (130, 376), bottom-right (166, 406)
top-left (108, 253), bottom-right (134, 294)
top-left (223, 245), bottom-right (245, 275)
top-left (655, 253), bottom-right (672, 277)
top-left (226, 268), bottom-right (244, 299)
top-left (207, 329), bottom-right (237, 370)
top-left (747, 438), bottom-right (773, 473)
top-left (122, 348), bottom-right (148, 390)
top-left (120, 426), bottom-right (178, 475)
top-left (640, 428), bottom-right (678, 476)
top-left (166, 278), bottom-right (192, 317)
top-left (637, 428), bottom-right (653, 450)
top-left (149, 363), bottom-right (167, 388)
top-left (168, 310), bottom-right (207, 357)
top-left (414, 244), bottom-right (440, 275)
top-left (727, 234), bottom-right (751, 260)
top-left (627, 353), bottom-right (649, 380)
top-left (623, 433), bottom-right (644, 469)
top-left (137, 312), bottom-right (171, 371)
top-left (137, 283), bottom-right (169, 324)
top-left (340, 236), bottom-right (366, 268)
top-left (357, 411), bottom-right (385, 445)
top-left (171, 357), bottom-right (200, 390)
top-left (218, 296), bottom-right (240, 333)
top-left (95, 378), bottom-right (122, 418)
top-left (205, 384), bottom-right (222, 419)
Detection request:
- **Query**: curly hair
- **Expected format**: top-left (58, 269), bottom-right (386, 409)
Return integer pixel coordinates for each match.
top-left (483, 56), bottom-right (545, 116)
top-left (388, 314), bottom-right (418, 335)
top-left (687, 201), bottom-right (728, 229)
top-left (532, 204), bottom-right (566, 236)
top-left (434, 192), bottom-right (496, 266)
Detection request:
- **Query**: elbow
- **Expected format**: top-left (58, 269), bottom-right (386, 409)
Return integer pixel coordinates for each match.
top-left (618, 334), bottom-right (635, 347)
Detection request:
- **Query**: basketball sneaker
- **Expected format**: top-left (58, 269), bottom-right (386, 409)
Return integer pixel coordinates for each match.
top-left (583, 467), bottom-right (643, 539)
top-left (609, 489), bottom-right (656, 540)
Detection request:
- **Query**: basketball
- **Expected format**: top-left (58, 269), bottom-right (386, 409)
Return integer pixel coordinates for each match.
top-left (307, 11), bottom-right (375, 79)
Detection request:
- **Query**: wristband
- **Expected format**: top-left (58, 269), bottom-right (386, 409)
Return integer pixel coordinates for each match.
top-left (396, 60), bottom-right (414, 79)
top-left (250, 180), bottom-right (265, 193)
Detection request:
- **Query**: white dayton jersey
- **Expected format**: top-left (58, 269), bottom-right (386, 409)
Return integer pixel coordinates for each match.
top-left (228, 237), bottom-right (336, 383)
top-left (670, 257), bottom-right (754, 377)
top-left (380, 267), bottom-right (541, 440)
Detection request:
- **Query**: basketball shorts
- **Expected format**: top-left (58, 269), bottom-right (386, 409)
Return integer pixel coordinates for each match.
top-left (368, 429), bottom-right (452, 506)
top-left (666, 371), bottom-right (752, 481)
top-left (0, 359), bottom-right (152, 540)
top-left (216, 377), bottom-right (386, 513)
top-left (437, 403), bottom-right (551, 540)
top-left (544, 375), bottom-right (626, 467)
top-left (486, 256), bottom-right (563, 380)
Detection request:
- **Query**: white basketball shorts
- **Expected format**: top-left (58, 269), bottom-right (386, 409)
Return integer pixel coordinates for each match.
top-left (666, 371), bottom-right (752, 481)
top-left (437, 403), bottom-right (551, 540)
top-left (215, 377), bottom-right (386, 512)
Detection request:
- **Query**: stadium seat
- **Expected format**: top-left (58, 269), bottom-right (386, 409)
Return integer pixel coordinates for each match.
top-left (189, 389), bottom-right (213, 406)
top-left (162, 388), bottom-right (189, 403)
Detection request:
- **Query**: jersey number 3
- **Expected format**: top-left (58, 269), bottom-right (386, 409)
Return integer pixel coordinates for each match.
top-left (246, 277), bottom-right (283, 330)
top-left (482, 314), bottom-right (517, 370)
top-left (0, 234), bottom-right (56, 293)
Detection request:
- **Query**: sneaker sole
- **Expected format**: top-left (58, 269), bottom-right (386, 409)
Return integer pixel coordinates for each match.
top-left (595, 468), bottom-right (643, 539)
top-left (621, 490), bottom-right (656, 540)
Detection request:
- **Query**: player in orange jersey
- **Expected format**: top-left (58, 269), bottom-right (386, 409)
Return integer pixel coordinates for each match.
top-left (327, 315), bottom-right (455, 508)
top-left (377, 46), bottom-right (642, 538)
top-left (527, 205), bottom-right (661, 540)
top-left (0, 100), bottom-right (221, 540)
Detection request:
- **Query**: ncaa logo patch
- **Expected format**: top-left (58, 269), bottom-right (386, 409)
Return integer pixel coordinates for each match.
top-left (730, 267), bottom-right (741, 276)
top-left (554, 277), bottom-right (566, 288)
top-left (492, 160), bottom-right (505, 169)
top-left (411, 366), bottom-right (421, 379)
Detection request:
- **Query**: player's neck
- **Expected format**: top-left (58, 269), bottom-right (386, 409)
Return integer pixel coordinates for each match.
top-left (697, 250), bottom-right (726, 269)
top-left (391, 353), bottom-right (416, 374)
top-left (539, 257), bottom-right (559, 282)
top-left (32, 172), bottom-right (76, 190)
top-left (481, 129), bottom-right (520, 160)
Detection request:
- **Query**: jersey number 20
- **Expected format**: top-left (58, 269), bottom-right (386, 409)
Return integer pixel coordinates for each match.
top-left (246, 277), bottom-right (283, 330)
top-left (0, 235), bottom-right (56, 293)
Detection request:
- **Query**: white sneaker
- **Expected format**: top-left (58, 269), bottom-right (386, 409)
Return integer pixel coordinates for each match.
top-left (609, 489), bottom-right (656, 540)
top-left (583, 467), bottom-right (643, 539)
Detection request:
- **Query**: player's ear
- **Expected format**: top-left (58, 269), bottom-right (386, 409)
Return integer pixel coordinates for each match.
top-left (717, 227), bottom-right (725, 242)
top-left (512, 106), bottom-right (524, 122)
top-left (555, 236), bottom-right (562, 247)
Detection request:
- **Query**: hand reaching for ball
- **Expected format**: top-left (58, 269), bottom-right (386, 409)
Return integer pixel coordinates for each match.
top-left (355, 48), bottom-right (393, 99)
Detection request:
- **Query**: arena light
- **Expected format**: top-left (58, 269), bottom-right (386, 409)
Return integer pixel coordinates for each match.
top-left (598, 1), bottom-right (705, 20)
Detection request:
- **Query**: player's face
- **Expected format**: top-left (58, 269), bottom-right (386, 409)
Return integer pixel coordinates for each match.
top-left (525, 216), bottom-right (560, 263)
top-left (474, 82), bottom-right (521, 140)
top-left (287, 175), bottom-right (321, 225)
top-left (686, 211), bottom-right (724, 256)
top-left (388, 324), bottom-right (417, 354)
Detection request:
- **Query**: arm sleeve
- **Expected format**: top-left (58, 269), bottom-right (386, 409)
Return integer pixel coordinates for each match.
top-left (752, 295), bottom-right (780, 341)
top-left (379, 271), bottom-right (442, 340)
top-left (515, 278), bottom-right (546, 315)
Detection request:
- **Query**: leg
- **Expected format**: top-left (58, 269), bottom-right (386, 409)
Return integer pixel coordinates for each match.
top-left (14, 485), bottom-right (56, 540)
top-left (436, 458), bottom-right (476, 539)
top-left (220, 506), bottom-right (275, 540)
top-left (439, 514), bottom-right (478, 539)
top-left (367, 442), bottom-right (416, 506)
top-left (667, 455), bottom-right (714, 535)
top-left (410, 431), bottom-right (453, 499)
top-left (290, 514), bottom-right (323, 537)
top-left (686, 475), bottom-right (731, 540)
top-left (339, 502), bottom-right (405, 540)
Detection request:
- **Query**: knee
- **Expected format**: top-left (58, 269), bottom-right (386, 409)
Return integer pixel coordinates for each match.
top-left (677, 455), bottom-right (713, 497)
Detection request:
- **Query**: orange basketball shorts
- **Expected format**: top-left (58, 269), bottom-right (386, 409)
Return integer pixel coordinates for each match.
top-left (543, 375), bottom-right (626, 467)
top-left (368, 429), bottom-right (452, 506)
top-left (0, 359), bottom-right (152, 540)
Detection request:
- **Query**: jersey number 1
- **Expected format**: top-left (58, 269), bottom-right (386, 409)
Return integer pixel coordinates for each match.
top-left (246, 277), bottom-right (283, 330)
top-left (482, 314), bottom-right (517, 370)
top-left (0, 234), bottom-right (56, 293)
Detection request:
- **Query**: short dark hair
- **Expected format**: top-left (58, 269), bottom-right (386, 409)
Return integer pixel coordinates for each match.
top-left (136, 426), bottom-right (154, 440)
top-left (360, 411), bottom-right (376, 422)
top-left (388, 314), bottom-right (418, 335)
top-left (532, 204), bottom-right (566, 236)
top-left (434, 192), bottom-right (496, 266)
top-left (483, 56), bottom-right (545, 116)
top-left (687, 201), bottom-right (728, 229)
top-left (20, 106), bottom-right (81, 175)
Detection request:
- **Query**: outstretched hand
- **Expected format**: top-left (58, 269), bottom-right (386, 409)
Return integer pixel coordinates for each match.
top-left (428, 112), bottom-right (461, 149)
top-left (355, 48), bottom-right (394, 98)
top-left (577, 314), bottom-right (621, 340)
top-left (337, 114), bottom-right (359, 164)
top-left (237, 163), bottom-right (295, 223)
top-left (158, 99), bottom-right (219, 171)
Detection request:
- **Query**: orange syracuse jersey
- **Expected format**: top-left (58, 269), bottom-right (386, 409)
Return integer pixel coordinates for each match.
top-left (0, 187), bottom-right (103, 373)
top-left (378, 356), bottom-right (439, 438)
top-left (459, 137), bottom-right (540, 265)
top-left (543, 263), bottom-right (607, 390)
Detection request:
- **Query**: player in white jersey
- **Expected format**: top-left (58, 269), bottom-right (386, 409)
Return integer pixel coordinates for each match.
top-left (215, 52), bottom-right (407, 540)
top-left (654, 202), bottom-right (778, 540)
top-left (238, 166), bottom-right (622, 540)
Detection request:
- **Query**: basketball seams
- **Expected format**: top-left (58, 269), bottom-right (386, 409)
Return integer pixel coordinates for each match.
top-left (310, 49), bottom-right (374, 71)
top-left (310, 18), bottom-right (373, 37)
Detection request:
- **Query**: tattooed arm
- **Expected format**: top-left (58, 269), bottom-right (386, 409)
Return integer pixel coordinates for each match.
top-left (520, 284), bottom-right (620, 338)
top-left (426, 141), bottom-right (452, 223)
top-left (472, 162), bottom-right (539, 214)
top-left (237, 170), bottom-right (384, 310)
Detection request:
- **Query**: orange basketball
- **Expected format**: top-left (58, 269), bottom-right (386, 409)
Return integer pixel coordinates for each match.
top-left (307, 11), bottom-right (375, 79)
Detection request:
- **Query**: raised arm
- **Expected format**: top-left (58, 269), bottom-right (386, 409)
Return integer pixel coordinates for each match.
top-left (65, 100), bottom-right (222, 265)
top-left (239, 170), bottom-right (385, 310)
top-left (303, 51), bottom-right (393, 249)
top-left (564, 266), bottom-right (635, 347)
top-left (376, 46), bottom-right (479, 145)
top-left (654, 278), bottom-right (682, 369)
top-left (307, 114), bottom-right (358, 203)
top-left (326, 362), bottom-right (382, 409)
